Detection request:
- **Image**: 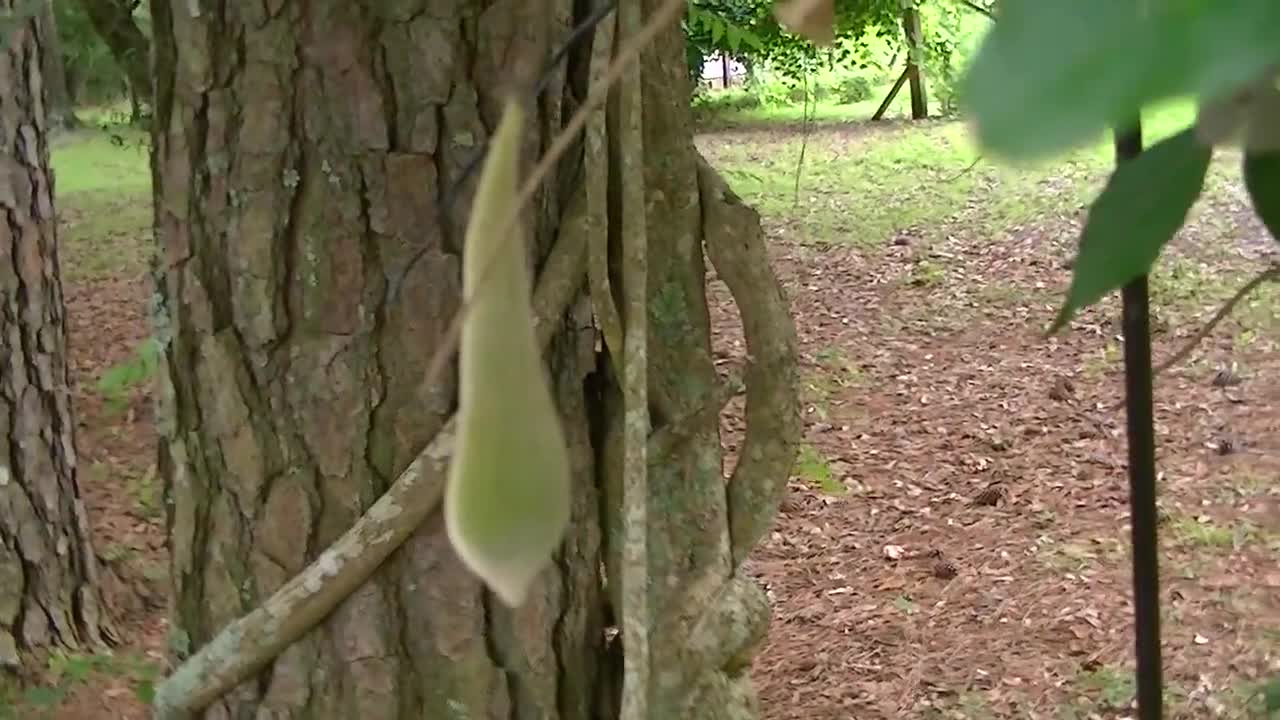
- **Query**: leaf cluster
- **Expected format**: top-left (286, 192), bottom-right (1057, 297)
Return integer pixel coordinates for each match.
top-left (685, 0), bottom-right (903, 79)
top-left (961, 0), bottom-right (1280, 332)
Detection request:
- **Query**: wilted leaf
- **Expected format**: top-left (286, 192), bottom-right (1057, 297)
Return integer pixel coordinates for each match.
top-left (1050, 129), bottom-right (1211, 332)
top-left (445, 98), bottom-right (572, 608)
top-left (774, 0), bottom-right (835, 46)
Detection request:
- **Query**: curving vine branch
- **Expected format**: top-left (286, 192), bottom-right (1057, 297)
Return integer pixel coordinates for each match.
top-left (695, 155), bottom-right (802, 568)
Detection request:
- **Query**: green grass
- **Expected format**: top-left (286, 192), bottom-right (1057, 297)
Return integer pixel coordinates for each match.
top-left (50, 128), bottom-right (153, 282)
top-left (50, 129), bottom-right (150, 194)
top-left (697, 97), bottom-right (1201, 249)
top-left (1168, 513), bottom-right (1259, 553)
top-left (0, 651), bottom-right (158, 720)
top-left (699, 89), bottom-right (912, 127)
top-left (793, 443), bottom-right (845, 495)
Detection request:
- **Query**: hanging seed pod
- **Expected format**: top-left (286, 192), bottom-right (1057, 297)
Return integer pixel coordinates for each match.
top-left (444, 98), bottom-right (572, 608)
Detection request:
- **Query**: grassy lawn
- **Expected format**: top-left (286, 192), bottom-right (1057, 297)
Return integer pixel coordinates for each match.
top-left (699, 96), bottom-right (1202, 249)
top-left (52, 127), bottom-right (153, 282)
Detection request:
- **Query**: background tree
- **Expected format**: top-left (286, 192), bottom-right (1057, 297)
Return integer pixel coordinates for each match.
top-left (72, 0), bottom-right (150, 112)
top-left (149, 0), bottom-right (797, 718)
top-left (0, 0), bottom-right (114, 668)
top-left (39, 0), bottom-right (79, 129)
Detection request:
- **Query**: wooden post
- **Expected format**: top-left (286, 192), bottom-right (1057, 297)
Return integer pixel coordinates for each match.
top-left (721, 53), bottom-right (731, 88)
top-left (902, 6), bottom-right (928, 119)
top-left (871, 67), bottom-right (909, 121)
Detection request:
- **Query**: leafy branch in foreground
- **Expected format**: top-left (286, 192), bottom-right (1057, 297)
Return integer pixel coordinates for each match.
top-left (1048, 129), bottom-right (1211, 334)
top-left (961, 2), bottom-right (1280, 336)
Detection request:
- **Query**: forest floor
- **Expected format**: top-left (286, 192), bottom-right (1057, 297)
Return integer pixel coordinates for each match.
top-left (701, 102), bottom-right (1280, 719)
top-left (7, 101), bottom-right (1279, 718)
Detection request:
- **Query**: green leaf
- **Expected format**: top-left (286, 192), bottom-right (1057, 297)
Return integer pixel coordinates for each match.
top-left (1263, 676), bottom-right (1280, 714)
top-left (726, 25), bottom-right (742, 53)
top-left (1050, 129), bottom-right (1211, 333)
top-left (963, 0), bottom-right (1280, 161)
top-left (444, 99), bottom-right (572, 608)
top-left (711, 16), bottom-right (725, 45)
top-left (1244, 150), bottom-right (1280, 243)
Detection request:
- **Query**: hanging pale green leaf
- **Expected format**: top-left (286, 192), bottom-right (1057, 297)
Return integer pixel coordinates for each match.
top-left (445, 98), bottom-right (572, 608)
top-left (1244, 150), bottom-right (1280, 243)
top-left (962, 0), bottom-right (1280, 161)
top-left (1049, 129), bottom-right (1211, 333)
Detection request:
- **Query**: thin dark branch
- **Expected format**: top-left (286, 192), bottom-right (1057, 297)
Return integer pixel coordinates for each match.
top-left (943, 155), bottom-right (983, 182)
top-left (1114, 120), bottom-right (1163, 720)
top-left (1152, 264), bottom-right (1280, 378)
top-left (792, 74), bottom-right (814, 211)
top-left (958, 0), bottom-right (994, 19)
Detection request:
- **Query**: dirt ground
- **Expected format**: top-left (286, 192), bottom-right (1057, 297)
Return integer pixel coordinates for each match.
top-left (27, 122), bottom-right (1280, 719)
top-left (699, 129), bottom-right (1280, 718)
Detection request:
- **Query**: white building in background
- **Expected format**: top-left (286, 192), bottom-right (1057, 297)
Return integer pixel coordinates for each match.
top-left (700, 53), bottom-right (747, 89)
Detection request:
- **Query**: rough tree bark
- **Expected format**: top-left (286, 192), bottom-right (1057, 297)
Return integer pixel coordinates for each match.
top-left (0, 4), bottom-right (112, 668)
top-left (150, 1), bottom-right (798, 718)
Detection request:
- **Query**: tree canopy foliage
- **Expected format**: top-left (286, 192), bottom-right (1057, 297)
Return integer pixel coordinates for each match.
top-left (685, 0), bottom-right (898, 75)
top-left (961, 0), bottom-right (1280, 328)
top-left (684, 0), bottom-right (987, 80)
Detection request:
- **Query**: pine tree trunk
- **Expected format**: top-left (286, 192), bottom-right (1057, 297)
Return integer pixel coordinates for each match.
top-left (151, 1), bottom-right (797, 717)
top-left (0, 6), bottom-right (111, 669)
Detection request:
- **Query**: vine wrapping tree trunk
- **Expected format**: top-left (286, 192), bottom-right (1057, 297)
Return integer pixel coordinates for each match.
top-left (150, 0), bottom-right (798, 717)
top-left (0, 4), bottom-right (112, 668)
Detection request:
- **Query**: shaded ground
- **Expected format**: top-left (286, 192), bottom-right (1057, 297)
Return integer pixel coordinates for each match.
top-left (8, 108), bottom-right (1279, 718)
top-left (700, 118), bottom-right (1280, 718)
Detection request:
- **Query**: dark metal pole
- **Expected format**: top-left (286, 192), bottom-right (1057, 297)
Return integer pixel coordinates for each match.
top-left (1114, 121), bottom-right (1163, 720)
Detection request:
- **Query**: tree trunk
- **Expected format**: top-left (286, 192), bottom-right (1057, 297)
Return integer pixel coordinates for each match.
top-left (38, 0), bottom-right (79, 131)
top-left (0, 5), bottom-right (112, 669)
top-left (150, 1), bottom-right (798, 718)
top-left (75, 0), bottom-right (151, 107)
top-left (902, 6), bottom-right (928, 119)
